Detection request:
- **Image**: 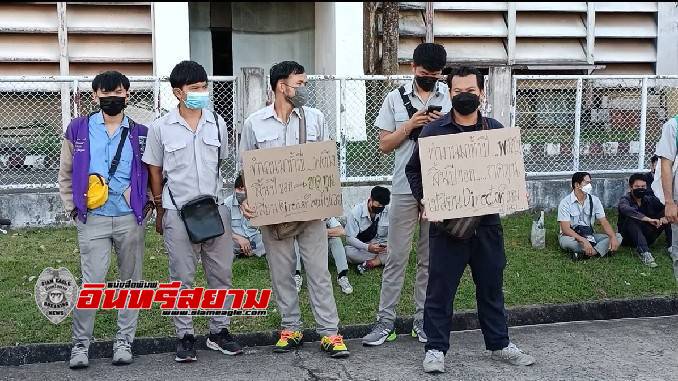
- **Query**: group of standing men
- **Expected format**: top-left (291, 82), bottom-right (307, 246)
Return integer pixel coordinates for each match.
top-left (59, 42), bottom-right (537, 373)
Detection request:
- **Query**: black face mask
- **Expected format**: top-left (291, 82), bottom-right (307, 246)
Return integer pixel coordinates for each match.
top-left (99, 96), bottom-right (127, 116)
top-left (372, 206), bottom-right (385, 215)
top-left (632, 189), bottom-right (648, 199)
top-left (415, 76), bottom-right (437, 92)
top-left (452, 92), bottom-right (480, 116)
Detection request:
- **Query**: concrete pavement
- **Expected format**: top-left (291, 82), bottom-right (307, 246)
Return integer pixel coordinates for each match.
top-left (4, 315), bottom-right (678, 381)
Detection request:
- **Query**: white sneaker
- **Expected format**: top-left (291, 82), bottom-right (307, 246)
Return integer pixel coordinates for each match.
top-left (69, 343), bottom-right (89, 369)
top-left (112, 338), bottom-right (133, 365)
top-left (423, 349), bottom-right (445, 373)
top-left (294, 274), bottom-right (303, 293)
top-left (491, 343), bottom-right (536, 366)
top-left (337, 276), bottom-right (353, 294)
top-left (640, 252), bottom-right (658, 268)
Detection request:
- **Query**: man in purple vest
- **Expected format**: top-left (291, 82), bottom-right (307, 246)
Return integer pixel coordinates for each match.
top-left (58, 71), bottom-right (151, 369)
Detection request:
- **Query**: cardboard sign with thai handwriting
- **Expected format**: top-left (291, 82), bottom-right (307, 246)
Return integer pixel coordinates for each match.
top-left (242, 140), bottom-right (343, 226)
top-left (418, 128), bottom-right (529, 220)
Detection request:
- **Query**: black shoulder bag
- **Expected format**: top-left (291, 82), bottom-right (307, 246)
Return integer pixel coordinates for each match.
top-left (572, 194), bottom-right (596, 243)
top-left (398, 86), bottom-right (421, 141)
top-left (167, 111), bottom-right (225, 244)
top-left (434, 117), bottom-right (489, 240)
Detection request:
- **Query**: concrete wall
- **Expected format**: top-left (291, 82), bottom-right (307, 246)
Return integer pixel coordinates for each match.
top-left (1, 175), bottom-right (631, 228)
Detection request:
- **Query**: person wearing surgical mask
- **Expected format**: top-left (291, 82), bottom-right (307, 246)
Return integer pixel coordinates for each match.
top-left (238, 61), bottom-right (350, 358)
top-left (557, 172), bottom-right (622, 260)
top-left (224, 172), bottom-right (265, 258)
top-left (617, 173), bottom-right (671, 268)
top-left (143, 60), bottom-right (243, 362)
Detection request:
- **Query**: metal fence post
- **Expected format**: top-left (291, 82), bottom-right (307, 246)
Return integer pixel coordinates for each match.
top-left (573, 79), bottom-right (583, 171)
top-left (510, 76), bottom-right (518, 129)
top-left (638, 77), bottom-right (648, 170)
top-left (153, 78), bottom-right (161, 118)
top-left (72, 79), bottom-right (79, 119)
top-left (339, 79), bottom-right (348, 181)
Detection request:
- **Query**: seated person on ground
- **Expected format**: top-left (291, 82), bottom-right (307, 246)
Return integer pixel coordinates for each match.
top-left (225, 173), bottom-right (265, 257)
top-left (344, 186), bottom-right (391, 274)
top-left (558, 171), bottom-right (622, 260)
top-left (618, 173), bottom-right (672, 268)
top-left (294, 217), bottom-right (354, 295)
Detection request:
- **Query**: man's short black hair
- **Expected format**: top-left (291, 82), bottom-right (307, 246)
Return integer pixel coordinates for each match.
top-left (234, 172), bottom-right (244, 189)
top-left (370, 186), bottom-right (391, 206)
top-left (650, 155), bottom-right (659, 164)
top-left (446, 66), bottom-right (484, 90)
top-left (169, 60), bottom-right (208, 89)
top-left (629, 173), bottom-right (648, 187)
top-left (270, 61), bottom-right (305, 91)
top-left (571, 171), bottom-right (591, 189)
top-left (412, 43), bottom-right (447, 72)
top-left (92, 71), bottom-right (130, 92)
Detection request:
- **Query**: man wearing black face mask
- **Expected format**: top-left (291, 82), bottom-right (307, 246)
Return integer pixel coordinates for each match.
top-left (363, 42), bottom-right (451, 347)
top-left (344, 186), bottom-right (391, 272)
top-left (618, 173), bottom-right (672, 267)
top-left (58, 70), bottom-right (152, 369)
top-left (406, 66), bottom-right (535, 373)
top-left (225, 172), bottom-right (265, 258)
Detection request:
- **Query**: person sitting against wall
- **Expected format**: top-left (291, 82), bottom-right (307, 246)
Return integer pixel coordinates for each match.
top-left (558, 171), bottom-right (622, 260)
top-left (344, 186), bottom-right (391, 274)
top-left (618, 173), bottom-right (671, 268)
top-left (225, 172), bottom-right (265, 258)
top-left (294, 217), bottom-right (354, 295)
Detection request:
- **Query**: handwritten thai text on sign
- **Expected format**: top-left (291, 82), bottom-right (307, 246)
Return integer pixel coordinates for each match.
top-left (418, 128), bottom-right (528, 220)
top-left (242, 140), bottom-right (342, 226)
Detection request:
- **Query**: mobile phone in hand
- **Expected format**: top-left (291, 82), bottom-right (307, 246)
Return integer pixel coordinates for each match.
top-left (427, 105), bottom-right (442, 114)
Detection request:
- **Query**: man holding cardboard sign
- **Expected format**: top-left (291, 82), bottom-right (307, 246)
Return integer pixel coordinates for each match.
top-left (406, 67), bottom-right (535, 373)
top-left (238, 61), bottom-right (348, 358)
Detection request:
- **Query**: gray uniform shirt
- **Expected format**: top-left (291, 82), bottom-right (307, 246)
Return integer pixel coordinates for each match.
top-left (374, 80), bottom-right (451, 195)
top-left (239, 104), bottom-right (326, 168)
top-left (142, 108), bottom-right (228, 210)
top-left (655, 117), bottom-right (678, 200)
top-left (557, 191), bottom-right (605, 234)
top-left (345, 202), bottom-right (390, 250)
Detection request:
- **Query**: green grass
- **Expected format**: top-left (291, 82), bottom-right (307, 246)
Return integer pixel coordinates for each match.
top-left (0, 210), bottom-right (676, 347)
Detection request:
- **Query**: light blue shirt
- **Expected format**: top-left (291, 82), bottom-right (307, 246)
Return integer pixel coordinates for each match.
top-left (557, 191), bottom-right (605, 234)
top-left (225, 194), bottom-right (261, 240)
top-left (88, 111), bottom-right (133, 217)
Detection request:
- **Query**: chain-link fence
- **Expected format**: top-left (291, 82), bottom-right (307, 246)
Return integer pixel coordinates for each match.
top-left (3, 74), bottom-right (678, 190)
top-left (0, 76), bottom-right (236, 190)
top-left (513, 75), bottom-right (678, 175)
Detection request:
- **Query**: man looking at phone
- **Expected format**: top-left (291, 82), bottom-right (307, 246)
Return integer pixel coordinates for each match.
top-left (344, 186), bottom-right (391, 273)
top-left (362, 43), bottom-right (451, 346)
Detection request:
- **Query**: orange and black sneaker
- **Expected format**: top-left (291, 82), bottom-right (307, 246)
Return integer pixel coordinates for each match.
top-left (320, 335), bottom-right (350, 358)
top-left (273, 330), bottom-right (303, 353)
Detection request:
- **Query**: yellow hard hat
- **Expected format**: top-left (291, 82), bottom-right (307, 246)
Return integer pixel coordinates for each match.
top-left (86, 173), bottom-right (109, 210)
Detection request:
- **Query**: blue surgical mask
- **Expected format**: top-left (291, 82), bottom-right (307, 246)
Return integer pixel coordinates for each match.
top-left (184, 91), bottom-right (210, 109)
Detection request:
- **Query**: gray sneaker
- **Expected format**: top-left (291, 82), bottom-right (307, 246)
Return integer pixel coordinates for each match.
top-left (423, 349), bottom-right (445, 373)
top-left (491, 343), bottom-right (536, 366)
top-left (411, 319), bottom-right (428, 343)
top-left (69, 343), bottom-right (89, 369)
top-left (361, 321), bottom-right (396, 346)
top-left (112, 338), bottom-right (133, 365)
top-left (640, 252), bottom-right (658, 268)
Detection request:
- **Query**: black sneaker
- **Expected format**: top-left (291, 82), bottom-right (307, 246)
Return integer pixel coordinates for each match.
top-left (571, 251), bottom-right (580, 261)
top-left (206, 328), bottom-right (243, 356)
top-left (175, 334), bottom-right (197, 362)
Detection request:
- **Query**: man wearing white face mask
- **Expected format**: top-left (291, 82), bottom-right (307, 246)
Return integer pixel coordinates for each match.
top-left (239, 61), bottom-right (349, 358)
top-left (557, 171), bottom-right (622, 260)
top-left (143, 60), bottom-right (242, 362)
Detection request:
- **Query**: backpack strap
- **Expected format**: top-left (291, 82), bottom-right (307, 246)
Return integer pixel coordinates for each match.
top-left (397, 86), bottom-right (417, 119)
